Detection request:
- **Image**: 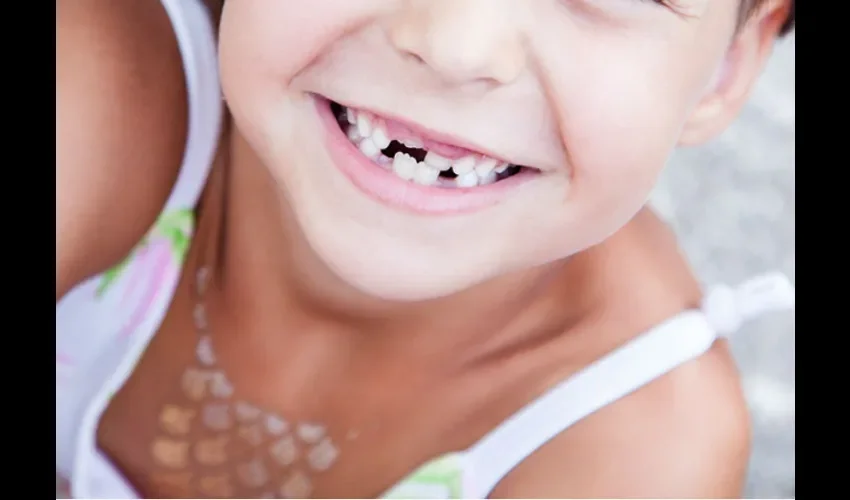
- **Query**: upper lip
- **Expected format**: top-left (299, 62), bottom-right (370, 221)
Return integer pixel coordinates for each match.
top-left (329, 98), bottom-right (528, 168)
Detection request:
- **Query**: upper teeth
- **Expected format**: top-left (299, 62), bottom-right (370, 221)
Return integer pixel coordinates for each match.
top-left (356, 113), bottom-right (372, 137)
top-left (343, 107), bottom-right (512, 188)
top-left (371, 127), bottom-right (391, 150)
top-left (424, 152), bottom-right (451, 171)
top-left (451, 156), bottom-right (476, 176)
top-left (392, 152), bottom-right (418, 181)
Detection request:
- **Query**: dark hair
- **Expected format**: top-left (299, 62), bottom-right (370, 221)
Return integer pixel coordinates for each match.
top-left (780, 0), bottom-right (795, 35)
top-left (747, 0), bottom-right (795, 35)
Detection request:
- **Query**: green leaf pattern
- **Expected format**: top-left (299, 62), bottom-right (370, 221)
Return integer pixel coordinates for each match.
top-left (95, 208), bottom-right (195, 298)
top-left (382, 452), bottom-right (465, 499)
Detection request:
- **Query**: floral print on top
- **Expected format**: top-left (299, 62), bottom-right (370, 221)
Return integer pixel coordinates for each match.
top-left (96, 208), bottom-right (194, 299)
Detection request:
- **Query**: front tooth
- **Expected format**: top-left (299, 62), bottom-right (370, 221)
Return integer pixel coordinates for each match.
top-left (392, 152), bottom-right (417, 180)
top-left (400, 138), bottom-right (423, 149)
top-left (356, 113), bottom-right (373, 138)
top-left (347, 125), bottom-right (361, 142)
top-left (475, 157), bottom-right (499, 177)
top-left (424, 152), bottom-right (451, 171)
top-left (456, 171), bottom-right (479, 188)
top-left (346, 107), bottom-right (357, 125)
top-left (359, 138), bottom-right (381, 159)
top-left (371, 126), bottom-right (391, 150)
top-left (451, 156), bottom-right (477, 176)
top-left (413, 162), bottom-right (440, 186)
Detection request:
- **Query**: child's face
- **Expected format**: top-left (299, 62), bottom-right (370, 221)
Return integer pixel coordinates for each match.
top-left (219, 0), bottom-right (775, 301)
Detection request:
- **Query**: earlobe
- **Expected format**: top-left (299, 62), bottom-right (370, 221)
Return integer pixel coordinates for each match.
top-left (678, 0), bottom-right (791, 147)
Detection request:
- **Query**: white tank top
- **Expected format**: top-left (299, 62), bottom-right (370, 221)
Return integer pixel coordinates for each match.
top-left (55, 1), bottom-right (796, 497)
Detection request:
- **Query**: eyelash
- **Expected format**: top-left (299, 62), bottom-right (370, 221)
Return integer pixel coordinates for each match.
top-left (563, 0), bottom-right (689, 18)
top-left (644, 0), bottom-right (691, 16)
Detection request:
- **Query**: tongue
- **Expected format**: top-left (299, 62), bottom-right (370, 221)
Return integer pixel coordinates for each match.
top-left (382, 118), bottom-right (478, 160)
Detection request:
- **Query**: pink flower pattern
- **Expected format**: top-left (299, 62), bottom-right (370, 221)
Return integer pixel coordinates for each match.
top-left (118, 238), bottom-right (179, 338)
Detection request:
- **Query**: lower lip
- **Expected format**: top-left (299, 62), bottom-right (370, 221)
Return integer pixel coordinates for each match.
top-left (315, 97), bottom-right (537, 216)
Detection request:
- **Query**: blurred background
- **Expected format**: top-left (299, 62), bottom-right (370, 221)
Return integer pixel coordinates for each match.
top-left (650, 35), bottom-right (795, 498)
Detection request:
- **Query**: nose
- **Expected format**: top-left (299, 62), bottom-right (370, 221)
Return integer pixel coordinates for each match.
top-left (387, 0), bottom-right (526, 87)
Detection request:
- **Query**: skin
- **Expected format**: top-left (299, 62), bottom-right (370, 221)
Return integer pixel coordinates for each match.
top-left (58, 0), bottom-right (791, 497)
top-left (55, 0), bottom-right (189, 300)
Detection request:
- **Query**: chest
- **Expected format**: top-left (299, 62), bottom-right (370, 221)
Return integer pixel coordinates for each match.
top-left (92, 301), bottom-right (524, 498)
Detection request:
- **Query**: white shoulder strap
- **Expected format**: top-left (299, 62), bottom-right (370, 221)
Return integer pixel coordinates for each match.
top-left (466, 272), bottom-right (795, 498)
top-left (158, 0), bottom-right (223, 212)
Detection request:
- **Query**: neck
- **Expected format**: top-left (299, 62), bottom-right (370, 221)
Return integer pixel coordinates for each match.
top-left (210, 130), bottom-right (598, 368)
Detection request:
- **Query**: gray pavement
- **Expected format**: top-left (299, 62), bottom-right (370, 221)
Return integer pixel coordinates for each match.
top-left (650, 35), bottom-right (795, 499)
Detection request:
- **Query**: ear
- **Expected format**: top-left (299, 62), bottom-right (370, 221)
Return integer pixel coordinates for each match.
top-left (678, 0), bottom-right (792, 146)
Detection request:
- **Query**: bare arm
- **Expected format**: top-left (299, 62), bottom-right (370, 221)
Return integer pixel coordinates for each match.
top-left (56, 0), bottom-right (189, 300)
top-left (492, 346), bottom-right (751, 498)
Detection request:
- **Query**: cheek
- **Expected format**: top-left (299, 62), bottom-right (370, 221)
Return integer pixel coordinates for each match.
top-left (219, 0), bottom-right (372, 97)
top-left (540, 40), bottom-right (705, 207)
top-left (219, 1), bottom-right (343, 162)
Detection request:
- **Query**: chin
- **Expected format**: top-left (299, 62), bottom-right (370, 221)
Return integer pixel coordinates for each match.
top-left (313, 246), bottom-right (493, 302)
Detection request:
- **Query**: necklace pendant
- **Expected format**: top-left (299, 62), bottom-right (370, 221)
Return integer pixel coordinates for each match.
top-left (209, 371), bottom-right (234, 399)
top-left (237, 458), bottom-right (270, 488)
top-left (280, 470), bottom-right (312, 499)
top-left (235, 401), bottom-right (262, 422)
top-left (307, 437), bottom-right (339, 471)
top-left (193, 303), bottom-right (209, 331)
top-left (297, 423), bottom-right (326, 444)
top-left (195, 267), bottom-right (210, 296)
top-left (196, 335), bottom-right (216, 366)
top-left (201, 402), bottom-right (232, 431)
top-left (194, 435), bottom-right (230, 466)
top-left (181, 368), bottom-right (210, 401)
top-left (159, 404), bottom-right (196, 436)
top-left (269, 435), bottom-right (298, 466)
top-left (151, 438), bottom-right (190, 469)
top-left (265, 414), bottom-right (289, 436)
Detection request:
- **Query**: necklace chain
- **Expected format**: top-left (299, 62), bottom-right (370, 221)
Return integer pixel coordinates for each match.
top-left (183, 265), bottom-right (351, 498)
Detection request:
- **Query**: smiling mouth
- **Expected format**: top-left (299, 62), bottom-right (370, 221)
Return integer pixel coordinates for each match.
top-left (330, 101), bottom-right (530, 189)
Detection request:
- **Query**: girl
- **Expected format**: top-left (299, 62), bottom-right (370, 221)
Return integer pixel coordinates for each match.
top-left (57, 0), bottom-right (795, 497)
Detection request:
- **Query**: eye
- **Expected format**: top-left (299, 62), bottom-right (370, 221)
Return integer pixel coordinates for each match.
top-left (562, 0), bottom-right (698, 20)
top-left (641, 0), bottom-right (697, 17)
top-left (645, 0), bottom-right (673, 7)
top-left (647, 0), bottom-right (691, 12)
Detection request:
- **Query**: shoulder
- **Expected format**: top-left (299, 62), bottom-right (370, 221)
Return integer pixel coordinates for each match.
top-left (493, 343), bottom-right (751, 498)
top-left (57, 0), bottom-right (190, 299)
